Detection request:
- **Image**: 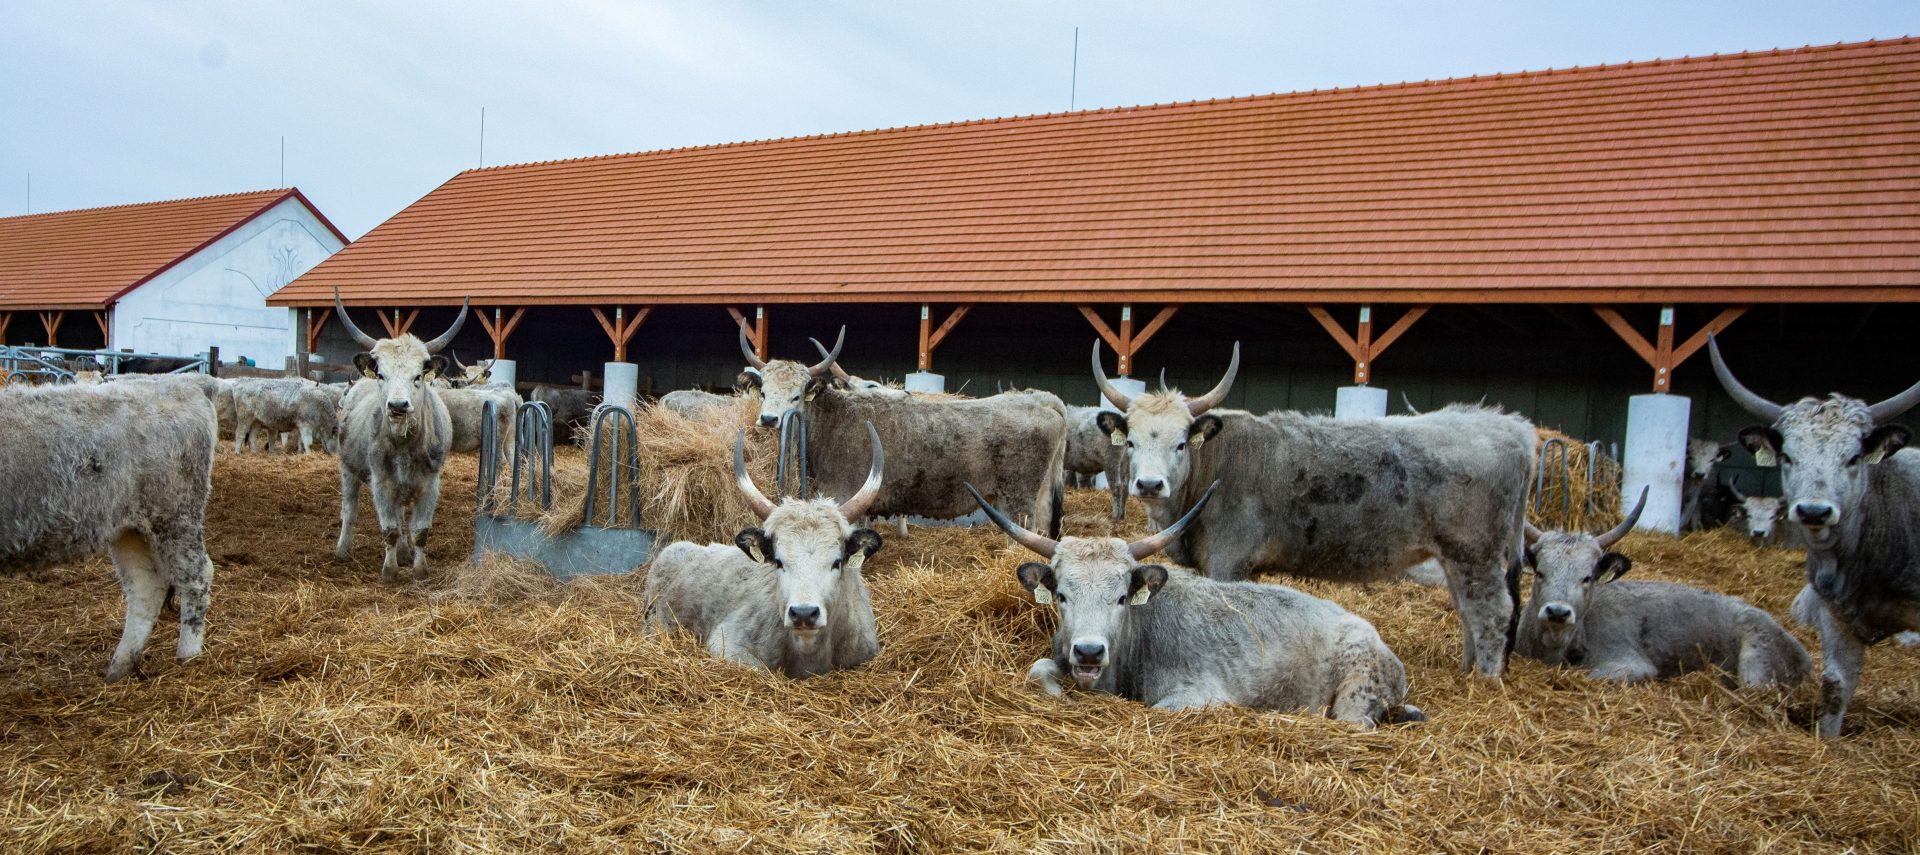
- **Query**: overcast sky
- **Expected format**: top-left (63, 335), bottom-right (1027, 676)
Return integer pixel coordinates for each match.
top-left (3, 1), bottom-right (1914, 238)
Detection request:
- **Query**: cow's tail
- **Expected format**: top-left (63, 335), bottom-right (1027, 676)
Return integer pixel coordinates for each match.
top-left (1502, 492), bottom-right (1532, 668)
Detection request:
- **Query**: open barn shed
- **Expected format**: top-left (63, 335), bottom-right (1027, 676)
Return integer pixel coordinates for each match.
top-left (270, 38), bottom-right (1920, 530)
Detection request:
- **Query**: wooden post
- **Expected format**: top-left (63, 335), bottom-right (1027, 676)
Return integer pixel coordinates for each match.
top-left (38, 311), bottom-right (63, 348)
top-left (207, 345), bottom-right (220, 378)
top-left (476, 306), bottom-right (527, 361)
top-left (727, 306), bottom-right (771, 360)
top-left (0, 312), bottom-right (11, 344)
top-left (305, 307), bottom-right (333, 354)
top-left (1306, 304), bottom-right (1430, 385)
top-left (590, 306), bottom-right (651, 362)
top-left (94, 310), bottom-right (110, 344)
top-left (377, 308), bottom-right (420, 338)
top-left (1593, 305), bottom-right (1747, 392)
top-left (1078, 304), bottom-right (1178, 376)
top-left (916, 303), bottom-right (973, 371)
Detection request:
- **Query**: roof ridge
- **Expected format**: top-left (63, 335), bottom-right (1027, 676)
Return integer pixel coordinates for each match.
top-left (456, 35), bottom-right (1918, 176)
top-left (0, 187), bottom-right (290, 223)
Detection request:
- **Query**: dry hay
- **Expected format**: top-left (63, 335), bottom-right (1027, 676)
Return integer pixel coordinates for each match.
top-left (0, 449), bottom-right (1918, 853)
top-left (1531, 427), bottom-right (1624, 532)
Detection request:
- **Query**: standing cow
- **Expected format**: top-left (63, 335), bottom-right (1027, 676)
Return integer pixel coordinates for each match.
top-left (331, 291), bottom-right (470, 582)
top-left (1091, 342), bottom-right (1534, 678)
top-left (438, 384), bottom-right (522, 453)
top-left (0, 382), bottom-right (216, 681)
top-left (229, 377), bottom-right (341, 454)
top-left (1680, 439), bottom-right (1736, 532)
top-left (1710, 337), bottom-right (1920, 737)
top-left (646, 425), bottom-right (885, 677)
top-left (1064, 405), bottom-right (1129, 521)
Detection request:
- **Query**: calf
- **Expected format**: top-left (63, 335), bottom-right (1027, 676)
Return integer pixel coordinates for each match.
top-left (1515, 489), bottom-right (1810, 687)
top-left (645, 424), bottom-right (886, 678)
top-left (971, 482), bottom-right (1422, 728)
top-left (1728, 479), bottom-right (1784, 547)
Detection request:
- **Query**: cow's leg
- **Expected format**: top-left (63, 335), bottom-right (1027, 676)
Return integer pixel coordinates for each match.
top-left (233, 415), bottom-right (251, 454)
top-left (407, 475), bottom-right (443, 580)
top-left (1327, 644), bottom-right (1406, 728)
top-left (707, 628), bottom-right (768, 669)
top-left (1443, 556), bottom-right (1512, 678)
top-left (1026, 658), bottom-right (1065, 697)
top-left (152, 527), bottom-right (213, 662)
top-left (1106, 451), bottom-right (1128, 522)
top-left (105, 532), bottom-right (167, 683)
top-left (1803, 596), bottom-right (1865, 738)
top-left (1587, 653), bottom-right (1658, 683)
top-left (297, 424), bottom-right (314, 454)
top-left (367, 473), bottom-right (406, 582)
top-left (335, 468), bottom-right (362, 561)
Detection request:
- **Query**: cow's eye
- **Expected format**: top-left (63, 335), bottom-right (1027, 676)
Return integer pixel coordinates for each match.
top-left (773, 558), bottom-right (784, 570)
top-left (1846, 454), bottom-right (1862, 467)
top-left (1053, 592), bottom-right (1066, 603)
top-left (1176, 441), bottom-right (1187, 452)
top-left (832, 558), bottom-right (843, 570)
top-left (1125, 441), bottom-right (1135, 449)
top-left (1581, 575), bottom-right (1594, 584)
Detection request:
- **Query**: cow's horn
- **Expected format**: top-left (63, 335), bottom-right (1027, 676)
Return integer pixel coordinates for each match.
top-left (1596, 486), bottom-right (1648, 549)
top-left (1091, 341), bottom-right (1134, 410)
top-left (837, 422), bottom-right (885, 520)
top-left (812, 337), bottom-right (854, 382)
top-left (1187, 342), bottom-right (1240, 416)
top-left (738, 321), bottom-right (768, 370)
top-left (1728, 476), bottom-right (1747, 501)
top-left (734, 431), bottom-right (776, 521)
top-left (421, 298), bottom-right (472, 354)
top-left (1158, 367), bottom-right (1169, 393)
top-left (1523, 522), bottom-right (1544, 545)
top-left (1707, 336), bottom-right (1783, 422)
top-left (1867, 376), bottom-right (1920, 424)
top-left (333, 287), bottom-right (380, 349)
top-left (808, 326), bottom-right (845, 377)
top-left (966, 482), bottom-right (1058, 559)
top-left (1128, 480), bottom-right (1219, 560)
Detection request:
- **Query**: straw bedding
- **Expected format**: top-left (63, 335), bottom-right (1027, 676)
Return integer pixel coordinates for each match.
top-left (0, 449), bottom-right (1916, 853)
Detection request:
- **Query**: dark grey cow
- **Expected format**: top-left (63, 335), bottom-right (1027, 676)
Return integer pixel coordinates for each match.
top-left (971, 482), bottom-right (1422, 727)
top-left (0, 381), bottom-right (216, 681)
top-left (1064, 405), bottom-right (1128, 521)
top-left (1710, 337), bottom-right (1920, 737)
top-left (529, 386), bottom-right (598, 438)
top-left (1680, 439), bottom-right (1736, 532)
top-left (332, 291), bottom-right (469, 582)
top-left (1515, 489), bottom-right (1810, 687)
top-left (1092, 342), bottom-right (1535, 678)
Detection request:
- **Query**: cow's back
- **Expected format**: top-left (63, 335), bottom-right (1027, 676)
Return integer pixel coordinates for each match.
top-left (809, 390), bottom-right (1067, 520)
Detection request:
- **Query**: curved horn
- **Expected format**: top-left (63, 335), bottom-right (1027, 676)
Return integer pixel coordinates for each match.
top-left (1728, 476), bottom-right (1747, 501)
top-left (965, 482), bottom-right (1058, 559)
top-left (836, 422), bottom-right (886, 520)
top-left (1706, 336), bottom-right (1783, 422)
top-left (1187, 342), bottom-right (1240, 416)
top-left (808, 326), bottom-right (845, 377)
top-left (733, 431), bottom-right (776, 521)
top-left (1523, 522), bottom-right (1544, 545)
top-left (1128, 480), bottom-right (1219, 560)
top-left (1867, 376), bottom-right (1920, 424)
top-left (812, 337), bottom-right (854, 382)
top-left (1091, 341), bottom-right (1134, 410)
top-left (333, 288), bottom-right (379, 349)
top-left (420, 298), bottom-right (472, 354)
top-left (738, 323), bottom-right (768, 370)
top-left (1596, 486), bottom-right (1648, 549)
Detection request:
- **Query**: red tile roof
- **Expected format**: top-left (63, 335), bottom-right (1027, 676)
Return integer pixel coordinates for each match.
top-left (275, 38), bottom-right (1920, 308)
top-left (0, 189), bottom-right (345, 311)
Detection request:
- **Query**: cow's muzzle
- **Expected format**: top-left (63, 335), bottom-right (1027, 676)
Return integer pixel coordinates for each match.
top-left (1069, 639), bottom-right (1107, 686)
top-left (1540, 603), bottom-right (1575, 625)
top-left (758, 414), bottom-right (780, 428)
top-left (786, 603), bottom-right (823, 633)
top-left (1791, 501), bottom-right (1837, 527)
top-left (1132, 477), bottom-right (1167, 498)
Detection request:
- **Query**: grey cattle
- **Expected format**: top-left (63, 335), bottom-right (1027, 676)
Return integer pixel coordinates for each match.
top-left (971, 482), bottom-right (1422, 727)
top-left (818, 359), bottom-right (909, 400)
top-left (1515, 489), bottom-right (1810, 687)
top-left (1064, 405), bottom-right (1128, 521)
top-left (741, 327), bottom-right (1066, 534)
top-left (0, 381), bottom-right (216, 681)
top-left (646, 424), bottom-right (885, 678)
top-left (660, 388), bottom-right (740, 421)
top-left (1728, 478), bottom-right (1785, 547)
top-left (1711, 337), bottom-right (1920, 737)
top-left (439, 384), bottom-right (522, 453)
top-left (1680, 439), bottom-right (1736, 532)
top-left (332, 291), bottom-right (469, 582)
top-left (229, 377), bottom-right (341, 454)
top-left (1092, 342), bottom-right (1534, 678)
top-left (529, 386), bottom-right (598, 437)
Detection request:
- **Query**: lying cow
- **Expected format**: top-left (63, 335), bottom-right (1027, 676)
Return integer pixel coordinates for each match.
top-left (1515, 489), bottom-right (1810, 687)
top-left (0, 381), bottom-right (217, 681)
top-left (1728, 479), bottom-right (1784, 547)
top-left (971, 482), bottom-right (1423, 728)
top-left (645, 424), bottom-right (885, 678)
top-left (230, 377), bottom-right (341, 454)
top-left (660, 387), bottom-right (740, 421)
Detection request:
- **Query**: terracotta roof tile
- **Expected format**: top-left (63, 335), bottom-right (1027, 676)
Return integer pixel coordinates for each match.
top-left (274, 38), bottom-right (1920, 307)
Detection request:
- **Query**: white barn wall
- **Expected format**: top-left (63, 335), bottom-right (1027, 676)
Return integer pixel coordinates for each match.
top-left (110, 197), bottom-right (344, 365)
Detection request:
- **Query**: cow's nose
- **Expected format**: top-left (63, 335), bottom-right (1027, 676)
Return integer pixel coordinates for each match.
top-left (1542, 603), bottom-right (1574, 624)
top-left (1792, 501), bottom-right (1836, 525)
top-left (386, 400), bottom-right (411, 415)
top-left (758, 414), bottom-right (779, 427)
top-left (1070, 641), bottom-right (1106, 663)
top-left (1134, 477), bottom-right (1165, 495)
top-left (787, 604), bottom-right (821, 627)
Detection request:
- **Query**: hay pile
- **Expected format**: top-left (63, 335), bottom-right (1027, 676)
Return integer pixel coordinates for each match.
top-left (1531, 427), bottom-right (1624, 531)
top-left (0, 450), bottom-right (1917, 852)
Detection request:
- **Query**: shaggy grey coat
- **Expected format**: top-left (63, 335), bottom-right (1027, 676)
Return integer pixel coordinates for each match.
top-left (1064, 405), bottom-right (1128, 521)
top-left (1516, 577), bottom-right (1810, 686)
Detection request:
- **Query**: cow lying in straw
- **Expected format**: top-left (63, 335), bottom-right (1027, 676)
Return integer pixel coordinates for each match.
top-left (0, 381), bottom-right (216, 681)
top-left (1514, 489), bottom-right (1810, 687)
top-left (645, 424), bottom-right (886, 678)
top-left (970, 482), bottom-right (1423, 728)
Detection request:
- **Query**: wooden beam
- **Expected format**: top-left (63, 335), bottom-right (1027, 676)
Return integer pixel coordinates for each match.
top-left (1670, 306), bottom-right (1748, 367)
top-left (1369, 305), bottom-right (1430, 358)
top-left (915, 304), bottom-right (974, 371)
top-left (377, 308), bottom-right (420, 338)
top-left (1309, 304), bottom-right (1427, 385)
top-left (1596, 305), bottom-right (1743, 392)
top-left (1305, 305), bottom-right (1363, 362)
top-left (927, 305), bottom-right (970, 353)
top-left (1078, 305), bottom-right (1124, 354)
top-left (1591, 307), bottom-right (1658, 368)
top-left (39, 311), bottom-right (63, 348)
top-left (304, 307), bottom-right (332, 354)
top-left (1130, 306), bottom-right (1180, 354)
top-left (94, 310), bottom-right (110, 342)
top-left (591, 306), bottom-right (651, 362)
top-left (0, 312), bottom-right (10, 343)
top-left (476, 306), bottom-right (527, 361)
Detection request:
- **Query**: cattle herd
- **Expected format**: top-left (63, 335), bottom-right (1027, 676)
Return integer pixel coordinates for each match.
top-left (2, 297), bottom-right (1917, 740)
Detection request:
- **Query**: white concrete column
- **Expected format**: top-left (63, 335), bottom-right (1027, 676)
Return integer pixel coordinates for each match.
top-left (904, 371), bottom-right (945, 393)
top-left (603, 362), bottom-right (638, 407)
top-left (1623, 393), bottom-right (1689, 534)
top-left (489, 359), bottom-right (518, 390)
top-left (1335, 385), bottom-right (1389, 419)
top-left (1097, 376), bottom-right (1148, 414)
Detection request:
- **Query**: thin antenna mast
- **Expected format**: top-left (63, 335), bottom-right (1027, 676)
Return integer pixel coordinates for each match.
top-left (479, 107), bottom-right (486, 168)
top-left (280, 136), bottom-right (285, 187)
top-left (24, 173), bottom-right (29, 214)
top-left (1070, 27), bottom-right (1079, 110)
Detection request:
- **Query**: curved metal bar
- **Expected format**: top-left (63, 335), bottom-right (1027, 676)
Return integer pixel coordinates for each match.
top-left (775, 408), bottom-right (809, 499)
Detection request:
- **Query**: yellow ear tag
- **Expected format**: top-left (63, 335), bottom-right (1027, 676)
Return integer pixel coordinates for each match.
top-left (1109, 429), bottom-right (1126, 447)
top-left (1190, 434), bottom-right (1205, 450)
top-left (845, 552), bottom-right (865, 573)
top-left (1129, 587), bottom-right (1153, 606)
top-left (747, 544), bottom-right (765, 563)
top-left (1753, 448), bottom-right (1777, 467)
top-left (1864, 448), bottom-right (1889, 465)
top-left (1033, 587), bottom-right (1053, 605)
top-left (362, 370), bottom-right (378, 380)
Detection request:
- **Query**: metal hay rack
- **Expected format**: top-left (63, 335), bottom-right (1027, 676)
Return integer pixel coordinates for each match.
top-left (473, 400), bottom-right (657, 578)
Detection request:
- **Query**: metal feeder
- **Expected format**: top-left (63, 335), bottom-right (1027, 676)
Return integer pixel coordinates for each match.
top-left (473, 400), bottom-right (656, 578)
top-left (774, 408), bottom-right (985, 528)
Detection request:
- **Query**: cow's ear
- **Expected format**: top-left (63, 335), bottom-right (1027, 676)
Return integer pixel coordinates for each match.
top-left (425, 356), bottom-right (449, 379)
top-left (1016, 562), bottom-right (1057, 604)
top-left (735, 528), bottom-right (775, 565)
top-left (1596, 552), bottom-right (1630, 582)
top-left (1522, 547), bottom-right (1538, 569)
top-left (1189, 414), bottom-right (1224, 448)
top-left (353, 353), bottom-right (378, 379)
top-left (1128, 564), bottom-right (1169, 605)
top-left (738, 370), bottom-right (762, 390)
top-left (1714, 444), bottom-right (1734, 463)
top-left (1738, 426), bottom-right (1783, 467)
top-left (1095, 411), bottom-right (1128, 446)
top-left (843, 528), bottom-right (882, 572)
top-left (805, 377), bottom-right (827, 401)
top-left (1863, 425), bottom-right (1910, 464)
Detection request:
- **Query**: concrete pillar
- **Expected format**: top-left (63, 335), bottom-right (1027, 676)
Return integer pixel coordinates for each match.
top-left (489, 359), bottom-right (518, 390)
top-left (1097, 376), bottom-right (1147, 414)
top-left (1335, 385), bottom-right (1388, 419)
top-left (1623, 393), bottom-right (1689, 534)
top-left (603, 362), bottom-right (638, 407)
top-left (904, 371), bottom-right (945, 393)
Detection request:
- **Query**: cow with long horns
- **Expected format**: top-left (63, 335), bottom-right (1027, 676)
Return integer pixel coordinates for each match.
top-left (970, 482), bottom-right (1424, 727)
top-left (1709, 337), bottom-right (1920, 736)
top-left (645, 424), bottom-right (886, 677)
top-left (330, 290), bottom-right (471, 582)
top-left (1092, 342), bottom-right (1536, 678)
top-left (1514, 488), bottom-right (1810, 687)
